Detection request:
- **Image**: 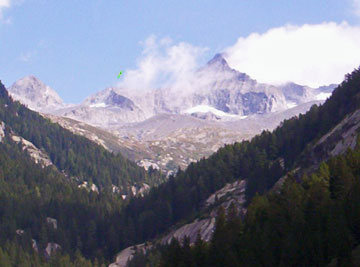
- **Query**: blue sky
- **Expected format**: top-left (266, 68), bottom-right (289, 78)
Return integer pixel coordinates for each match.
top-left (1, 0), bottom-right (360, 103)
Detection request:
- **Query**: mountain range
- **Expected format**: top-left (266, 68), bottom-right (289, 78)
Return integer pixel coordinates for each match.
top-left (109, 67), bottom-right (360, 266)
top-left (7, 54), bottom-right (336, 175)
top-left (1, 60), bottom-right (360, 266)
top-left (8, 54), bottom-right (335, 126)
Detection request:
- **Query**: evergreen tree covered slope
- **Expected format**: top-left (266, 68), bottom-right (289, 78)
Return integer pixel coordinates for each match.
top-left (0, 82), bottom-right (163, 192)
top-left (0, 81), bottom-right (164, 263)
top-left (0, 117), bottom-right (123, 264)
top-left (124, 69), bottom-right (360, 266)
top-left (114, 67), bottom-right (360, 249)
top-left (134, 142), bottom-right (360, 266)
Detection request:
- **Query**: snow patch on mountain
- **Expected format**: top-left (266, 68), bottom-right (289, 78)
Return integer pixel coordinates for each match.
top-left (8, 55), bottom-right (337, 127)
top-left (89, 102), bottom-right (107, 108)
top-left (184, 105), bottom-right (238, 118)
top-left (315, 92), bottom-right (332, 101)
top-left (54, 88), bottom-right (148, 127)
top-left (287, 102), bottom-right (297, 109)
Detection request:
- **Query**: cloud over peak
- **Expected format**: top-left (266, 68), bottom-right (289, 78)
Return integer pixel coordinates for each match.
top-left (119, 22), bottom-right (360, 94)
top-left (224, 22), bottom-right (360, 87)
top-left (119, 36), bottom-right (208, 93)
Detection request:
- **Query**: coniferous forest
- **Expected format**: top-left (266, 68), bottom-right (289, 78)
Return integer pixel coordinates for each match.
top-left (129, 143), bottom-right (360, 266)
top-left (0, 67), bottom-right (360, 266)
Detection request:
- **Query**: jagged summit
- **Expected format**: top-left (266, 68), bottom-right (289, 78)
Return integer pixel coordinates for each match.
top-left (83, 87), bottom-right (136, 110)
top-left (10, 76), bottom-right (59, 97)
top-left (8, 76), bottom-right (64, 112)
top-left (206, 53), bottom-right (229, 67)
top-left (7, 52), bottom-right (336, 126)
top-left (203, 53), bottom-right (251, 83)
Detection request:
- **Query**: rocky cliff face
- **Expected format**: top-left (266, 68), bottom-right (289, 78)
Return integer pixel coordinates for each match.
top-left (8, 76), bottom-right (66, 112)
top-left (109, 103), bottom-right (360, 267)
top-left (53, 87), bottom-right (148, 127)
top-left (279, 82), bottom-right (336, 106)
top-left (271, 105), bottom-right (360, 193)
top-left (8, 54), bottom-right (335, 127)
top-left (0, 121), bottom-right (5, 142)
top-left (7, 55), bottom-right (336, 178)
top-left (109, 179), bottom-right (247, 267)
top-left (110, 54), bottom-right (290, 119)
top-left (44, 101), bottom-right (323, 177)
top-left (308, 108), bottom-right (360, 165)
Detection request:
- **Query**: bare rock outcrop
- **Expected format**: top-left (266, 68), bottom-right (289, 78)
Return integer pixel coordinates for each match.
top-left (109, 179), bottom-right (247, 267)
top-left (11, 135), bottom-right (53, 167)
top-left (0, 121), bottom-right (5, 142)
top-left (310, 108), bottom-right (360, 165)
top-left (44, 242), bottom-right (61, 259)
top-left (46, 217), bottom-right (58, 230)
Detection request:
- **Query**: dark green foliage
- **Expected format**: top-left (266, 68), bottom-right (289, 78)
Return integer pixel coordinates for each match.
top-left (138, 145), bottom-right (360, 266)
top-left (0, 82), bottom-right (163, 263)
top-left (1, 66), bottom-right (360, 264)
top-left (117, 67), bottom-right (360, 252)
top-left (0, 83), bottom-right (163, 191)
top-left (0, 240), bottom-right (100, 267)
top-left (0, 135), bottom-right (125, 262)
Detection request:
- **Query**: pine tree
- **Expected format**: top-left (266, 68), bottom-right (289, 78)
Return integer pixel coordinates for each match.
top-left (192, 233), bottom-right (208, 267)
top-left (329, 157), bottom-right (355, 200)
top-left (209, 206), bottom-right (229, 266)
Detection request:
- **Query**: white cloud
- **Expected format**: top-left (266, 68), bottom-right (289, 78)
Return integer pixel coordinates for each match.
top-left (0, 0), bottom-right (11, 8)
top-left (120, 22), bottom-right (360, 93)
top-left (0, 0), bottom-right (11, 18)
top-left (0, 0), bottom-right (23, 22)
top-left (224, 22), bottom-right (360, 87)
top-left (119, 36), bottom-right (208, 93)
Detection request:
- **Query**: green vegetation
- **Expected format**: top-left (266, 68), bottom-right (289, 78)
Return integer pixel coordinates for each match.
top-left (116, 67), bottom-right (360, 248)
top-left (0, 83), bottom-right (163, 191)
top-left (0, 82), bottom-right (163, 264)
top-left (0, 125), bottom-right (124, 264)
top-left (129, 137), bottom-right (360, 266)
top-left (0, 66), bottom-right (359, 265)
top-left (0, 241), bottom-right (99, 266)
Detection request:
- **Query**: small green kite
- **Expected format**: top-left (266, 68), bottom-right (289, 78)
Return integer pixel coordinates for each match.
top-left (117, 71), bottom-right (122, 79)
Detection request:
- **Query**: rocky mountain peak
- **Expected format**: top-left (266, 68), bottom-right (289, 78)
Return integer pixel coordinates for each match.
top-left (11, 76), bottom-right (55, 95)
top-left (7, 53), bottom-right (337, 126)
top-left (202, 53), bottom-right (251, 83)
top-left (106, 90), bottom-right (135, 110)
top-left (206, 53), bottom-right (229, 68)
top-left (83, 87), bottom-right (136, 110)
top-left (8, 76), bottom-right (64, 111)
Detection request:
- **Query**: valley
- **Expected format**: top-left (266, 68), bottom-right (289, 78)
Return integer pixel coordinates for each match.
top-left (2, 64), bottom-right (360, 267)
top-left (3, 2), bottom-right (360, 266)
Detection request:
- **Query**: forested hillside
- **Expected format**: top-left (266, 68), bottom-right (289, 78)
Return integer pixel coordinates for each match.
top-left (0, 124), bottom-right (122, 265)
top-left (0, 82), bottom-right (163, 192)
top-left (124, 68), bottom-right (360, 266)
top-left (108, 67), bottom-right (360, 251)
top-left (1, 67), bottom-right (359, 266)
top-left (0, 83), bottom-right (163, 265)
top-left (131, 141), bottom-right (360, 266)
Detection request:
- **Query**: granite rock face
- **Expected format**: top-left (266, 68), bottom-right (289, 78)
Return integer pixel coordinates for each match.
top-left (109, 179), bottom-right (247, 267)
top-left (8, 76), bottom-right (66, 112)
top-left (8, 55), bottom-right (335, 127)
